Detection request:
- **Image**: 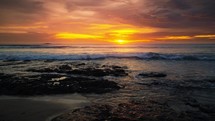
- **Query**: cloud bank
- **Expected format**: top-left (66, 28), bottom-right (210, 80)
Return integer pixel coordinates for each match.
top-left (0, 0), bottom-right (215, 44)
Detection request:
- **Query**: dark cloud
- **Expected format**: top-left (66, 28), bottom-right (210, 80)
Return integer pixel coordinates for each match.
top-left (0, 0), bottom-right (44, 13)
top-left (88, 0), bottom-right (215, 31)
top-left (65, 0), bottom-right (108, 12)
top-left (66, 0), bottom-right (106, 7)
top-left (133, 0), bottom-right (215, 29)
top-left (166, 0), bottom-right (191, 10)
top-left (0, 0), bottom-right (46, 25)
top-left (0, 32), bottom-right (51, 44)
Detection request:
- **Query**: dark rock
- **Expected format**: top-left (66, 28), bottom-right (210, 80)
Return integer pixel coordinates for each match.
top-left (0, 74), bottom-right (120, 96)
top-left (58, 64), bottom-right (72, 70)
top-left (44, 60), bottom-right (54, 62)
top-left (28, 63), bottom-right (128, 77)
top-left (52, 94), bottom-right (215, 121)
top-left (198, 105), bottom-right (215, 114)
top-left (52, 100), bottom-right (178, 121)
top-left (111, 65), bottom-right (122, 69)
top-left (76, 63), bottom-right (86, 66)
top-left (70, 67), bottom-right (127, 77)
top-left (138, 72), bottom-right (167, 78)
top-left (23, 60), bottom-right (31, 62)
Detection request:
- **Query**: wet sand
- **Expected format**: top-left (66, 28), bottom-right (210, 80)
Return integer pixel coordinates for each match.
top-left (0, 94), bottom-right (89, 121)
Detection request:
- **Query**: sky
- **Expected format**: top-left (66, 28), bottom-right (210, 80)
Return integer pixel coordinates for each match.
top-left (0, 0), bottom-right (215, 44)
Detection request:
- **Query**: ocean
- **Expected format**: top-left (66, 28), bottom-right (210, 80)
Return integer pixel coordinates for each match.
top-left (0, 44), bottom-right (215, 80)
top-left (0, 44), bottom-right (215, 121)
top-left (1, 44), bottom-right (215, 61)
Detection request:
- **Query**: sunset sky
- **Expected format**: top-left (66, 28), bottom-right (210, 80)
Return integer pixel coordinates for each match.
top-left (0, 0), bottom-right (215, 44)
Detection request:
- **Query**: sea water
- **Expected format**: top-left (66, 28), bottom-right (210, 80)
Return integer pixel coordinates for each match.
top-left (0, 44), bottom-right (215, 80)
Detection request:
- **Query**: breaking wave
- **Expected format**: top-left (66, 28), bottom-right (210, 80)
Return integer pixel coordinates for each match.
top-left (0, 52), bottom-right (215, 61)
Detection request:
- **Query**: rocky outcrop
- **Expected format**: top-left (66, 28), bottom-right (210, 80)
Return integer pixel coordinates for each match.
top-left (0, 73), bottom-right (120, 96)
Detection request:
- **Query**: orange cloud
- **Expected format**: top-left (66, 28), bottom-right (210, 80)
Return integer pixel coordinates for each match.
top-left (194, 34), bottom-right (215, 39)
top-left (157, 36), bottom-right (193, 40)
top-left (54, 23), bottom-right (157, 44)
top-left (0, 25), bottom-right (48, 34)
top-left (0, 25), bottom-right (48, 29)
top-left (55, 32), bottom-right (102, 39)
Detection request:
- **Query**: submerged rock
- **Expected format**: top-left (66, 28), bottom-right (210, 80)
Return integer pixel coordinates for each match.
top-left (28, 63), bottom-right (128, 77)
top-left (51, 100), bottom-right (176, 121)
top-left (138, 72), bottom-right (167, 78)
top-left (70, 67), bottom-right (127, 77)
top-left (52, 98), bottom-right (214, 121)
top-left (58, 64), bottom-right (72, 70)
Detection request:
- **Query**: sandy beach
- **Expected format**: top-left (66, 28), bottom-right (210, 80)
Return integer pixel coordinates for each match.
top-left (0, 94), bottom-right (89, 121)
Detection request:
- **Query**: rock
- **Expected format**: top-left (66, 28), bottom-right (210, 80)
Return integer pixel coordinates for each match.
top-left (198, 104), bottom-right (215, 114)
top-left (0, 74), bottom-right (120, 96)
top-left (51, 100), bottom-right (178, 121)
top-left (70, 67), bottom-right (127, 77)
top-left (138, 72), bottom-right (167, 78)
top-left (76, 63), bottom-right (86, 66)
top-left (58, 64), bottom-right (72, 70)
top-left (52, 98), bottom-right (215, 121)
top-left (28, 63), bottom-right (128, 77)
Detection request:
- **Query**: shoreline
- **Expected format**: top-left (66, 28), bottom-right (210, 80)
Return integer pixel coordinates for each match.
top-left (0, 94), bottom-right (89, 121)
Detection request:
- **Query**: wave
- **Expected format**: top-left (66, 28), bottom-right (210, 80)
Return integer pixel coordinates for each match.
top-left (0, 52), bottom-right (215, 61)
top-left (1, 44), bottom-right (215, 49)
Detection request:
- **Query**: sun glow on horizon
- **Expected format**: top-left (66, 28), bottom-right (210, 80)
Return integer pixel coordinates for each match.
top-left (115, 39), bottom-right (127, 44)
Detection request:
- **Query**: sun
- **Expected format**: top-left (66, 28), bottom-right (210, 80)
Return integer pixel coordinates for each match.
top-left (115, 39), bottom-right (126, 44)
